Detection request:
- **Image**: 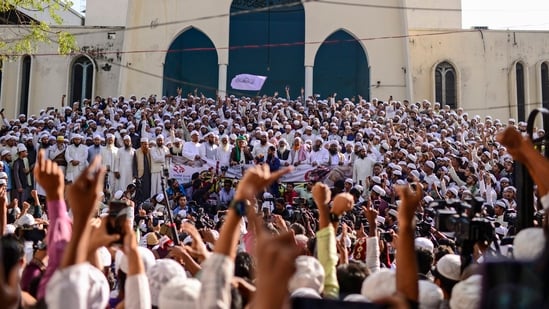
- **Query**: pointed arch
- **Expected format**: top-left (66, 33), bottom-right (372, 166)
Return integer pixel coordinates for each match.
top-left (69, 55), bottom-right (96, 104)
top-left (434, 60), bottom-right (458, 109)
top-left (163, 27), bottom-right (219, 97)
top-left (313, 29), bottom-right (369, 100)
top-left (515, 61), bottom-right (527, 121)
top-left (228, 0), bottom-right (305, 95)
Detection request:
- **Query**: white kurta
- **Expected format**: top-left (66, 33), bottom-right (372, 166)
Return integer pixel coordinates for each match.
top-left (183, 142), bottom-right (201, 161)
top-left (309, 148), bottom-right (330, 166)
top-left (150, 145), bottom-right (168, 196)
top-left (65, 144), bottom-right (89, 182)
top-left (115, 147), bottom-right (135, 192)
top-left (216, 144), bottom-right (233, 168)
top-left (352, 157), bottom-right (375, 186)
top-left (100, 145), bottom-right (119, 192)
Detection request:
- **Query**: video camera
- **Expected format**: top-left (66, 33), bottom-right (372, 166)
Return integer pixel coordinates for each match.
top-left (429, 197), bottom-right (495, 245)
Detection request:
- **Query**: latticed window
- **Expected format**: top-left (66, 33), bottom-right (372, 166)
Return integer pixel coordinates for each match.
top-left (516, 62), bottom-right (526, 121)
top-left (435, 61), bottom-right (457, 109)
top-left (542, 62), bottom-right (549, 110)
top-left (70, 56), bottom-right (94, 104)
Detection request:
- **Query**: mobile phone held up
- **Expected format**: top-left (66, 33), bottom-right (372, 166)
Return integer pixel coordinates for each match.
top-left (107, 199), bottom-right (131, 244)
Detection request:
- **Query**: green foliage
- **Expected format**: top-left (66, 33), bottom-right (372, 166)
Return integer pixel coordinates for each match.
top-left (0, 0), bottom-right (78, 60)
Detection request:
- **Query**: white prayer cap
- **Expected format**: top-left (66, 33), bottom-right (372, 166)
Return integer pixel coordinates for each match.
top-left (159, 277), bottom-right (201, 309)
top-left (288, 256), bottom-right (325, 294)
top-left (147, 259), bottom-right (187, 307)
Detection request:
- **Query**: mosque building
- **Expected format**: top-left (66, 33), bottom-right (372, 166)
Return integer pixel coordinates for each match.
top-left (1, 0), bottom-right (548, 121)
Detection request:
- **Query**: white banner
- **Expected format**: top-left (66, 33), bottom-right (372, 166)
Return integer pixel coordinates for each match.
top-left (169, 157), bottom-right (351, 185)
top-left (230, 74), bottom-right (267, 91)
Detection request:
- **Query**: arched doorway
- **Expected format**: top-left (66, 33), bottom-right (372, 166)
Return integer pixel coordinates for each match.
top-left (228, 0), bottom-right (305, 96)
top-left (313, 30), bottom-right (369, 100)
top-left (163, 27), bottom-right (218, 98)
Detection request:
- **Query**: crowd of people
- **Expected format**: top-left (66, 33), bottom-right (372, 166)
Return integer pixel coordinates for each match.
top-left (0, 89), bottom-right (548, 309)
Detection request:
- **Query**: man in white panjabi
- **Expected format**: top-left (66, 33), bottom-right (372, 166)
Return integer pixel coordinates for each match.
top-left (216, 135), bottom-right (233, 169)
top-left (65, 134), bottom-right (88, 183)
top-left (115, 135), bottom-right (136, 193)
top-left (182, 130), bottom-right (202, 167)
top-left (199, 132), bottom-right (218, 167)
top-left (150, 135), bottom-right (170, 196)
top-left (100, 133), bottom-right (119, 193)
top-left (309, 137), bottom-right (329, 167)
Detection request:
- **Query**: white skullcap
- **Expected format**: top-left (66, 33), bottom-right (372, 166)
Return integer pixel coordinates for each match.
top-left (372, 185), bottom-right (385, 197)
top-left (415, 237), bottom-right (434, 252)
top-left (159, 277), bottom-right (201, 309)
top-left (113, 190), bottom-right (124, 200)
top-left (288, 256), bottom-right (325, 294)
top-left (147, 259), bottom-right (187, 306)
top-left (449, 275), bottom-right (482, 309)
top-left (361, 269), bottom-right (396, 301)
top-left (513, 228), bottom-right (546, 261)
top-left (419, 280), bottom-right (444, 309)
top-left (46, 263), bottom-right (109, 309)
top-left (434, 254), bottom-right (461, 281)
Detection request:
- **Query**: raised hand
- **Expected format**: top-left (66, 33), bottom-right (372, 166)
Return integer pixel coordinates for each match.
top-left (88, 217), bottom-right (120, 252)
top-left (66, 155), bottom-right (106, 221)
top-left (312, 182), bottom-right (331, 207)
top-left (34, 149), bottom-right (65, 201)
top-left (395, 182), bottom-right (423, 224)
top-left (247, 208), bottom-right (298, 309)
top-left (234, 164), bottom-right (292, 202)
top-left (180, 222), bottom-right (210, 263)
top-left (332, 193), bottom-right (354, 216)
top-left (496, 127), bottom-right (529, 162)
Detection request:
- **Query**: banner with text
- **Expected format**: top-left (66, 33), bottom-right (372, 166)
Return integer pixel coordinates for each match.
top-left (169, 157), bottom-right (351, 185)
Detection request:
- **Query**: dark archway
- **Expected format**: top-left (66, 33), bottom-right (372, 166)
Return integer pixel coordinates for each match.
top-left (228, 0), bottom-right (305, 96)
top-left (163, 27), bottom-right (219, 98)
top-left (19, 55), bottom-right (31, 115)
top-left (313, 30), bottom-right (369, 100)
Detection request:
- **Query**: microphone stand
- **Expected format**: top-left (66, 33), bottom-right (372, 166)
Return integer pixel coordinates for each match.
top-left (160, 167), bottom-right (180, 246)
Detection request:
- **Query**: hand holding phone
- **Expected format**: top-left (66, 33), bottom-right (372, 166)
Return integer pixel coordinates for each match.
top-left (107, 199), bottom-right (131, 244)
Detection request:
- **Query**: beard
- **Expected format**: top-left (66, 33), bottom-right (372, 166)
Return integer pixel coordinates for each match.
top-left (329, 149), bottom-right (338, 155)
top-left (358, 153), bottom-right (366, 159)
top-left (313, 145), bottom-right (320, 152)
top-left (172, 145), bottom-right (183, 154)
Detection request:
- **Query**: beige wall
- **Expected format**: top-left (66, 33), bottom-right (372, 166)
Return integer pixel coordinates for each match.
top-left (303, 0), bottom-right (409, 100)
top-left (118, 0), bottom-right (232, 97)
top-left (0, 27), bottom-right (124, 118)
top-left (404, 0), bottom-right (461, 30)
top-left (85, 0), bottom-right (129, 27)
top-left (409, 29), bottom-right (549, 120)
top-left (119, 0), bottom-right (412, 100)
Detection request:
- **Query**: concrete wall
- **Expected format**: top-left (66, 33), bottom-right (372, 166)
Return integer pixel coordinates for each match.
top-left (85, 0), bottom-right (129, 27)
top-left (404, 0), bottom-right (461, 30)
top-left (119, 0), bottom-right (412, 100)
top-left (118, 0), bottom-right (232, 97)
top-left (409, 29), bottom-right (549, 120)
top-left (0, 26), bottom-right (125, 118)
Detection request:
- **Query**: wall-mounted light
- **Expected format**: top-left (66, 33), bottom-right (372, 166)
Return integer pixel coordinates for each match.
top-left (376, 81), bottom-right (381, 88)
top-left (102, 63), bottom-right (112, 71)
top-left (107, 32), bottom-right (116, 40)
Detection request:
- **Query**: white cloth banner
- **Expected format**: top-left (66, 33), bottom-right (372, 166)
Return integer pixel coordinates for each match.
top-left (169, 156), bottom-right (351, 185)
top-left (230, 74), bottom-right (267, 91)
